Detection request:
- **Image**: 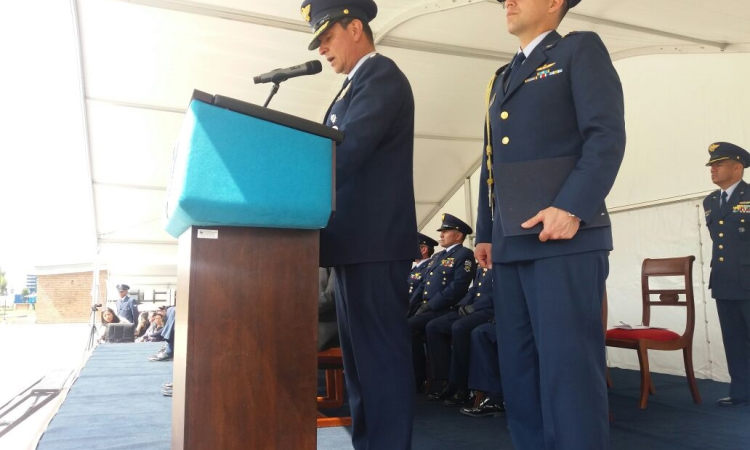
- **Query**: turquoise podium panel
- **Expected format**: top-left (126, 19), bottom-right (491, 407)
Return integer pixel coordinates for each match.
top-left (166, 95), bottom-right (336, 238)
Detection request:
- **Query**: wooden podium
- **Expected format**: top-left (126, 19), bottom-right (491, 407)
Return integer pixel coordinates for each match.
top-left (166, 91), bottom-right (342, 450)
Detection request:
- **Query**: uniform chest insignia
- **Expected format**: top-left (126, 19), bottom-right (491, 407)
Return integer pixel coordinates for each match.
top-left (525, 68), bottom-right (564, 84)
top-left (410, 272), bottom-right (422, 280)
top-left (330, 114), bottom-right (337, 124)
top-left (733, 205), bottom-right (750, 213)
top-left (441, 258), bottom-right (455, 268)
top-left (537, 63), bottom-right (555, 72)
top-left (464, 261), bottom-right (472, 273)
top-left (705, 209), bottom-right (711, 217)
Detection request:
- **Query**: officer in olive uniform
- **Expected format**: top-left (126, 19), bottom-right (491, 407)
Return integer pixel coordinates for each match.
top-left (115, 284), bottom-right (138, 324)
top-left (408, 214), bottom-right (476, 390)
top-left (475, 0), bottom-right (625, 448)
top-left (424, 266), bottom-right (494, 404)
top-left (301, 0), bottom-right (419, 448)
top-left (703, 142), bottom-right (750, 407)
top-left (408, 233), bottom-right (438, 299)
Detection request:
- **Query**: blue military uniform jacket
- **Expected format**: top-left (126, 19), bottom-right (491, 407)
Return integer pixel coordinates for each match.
top-left (456, 267), bottom-right (494, 312)
top-left (476, 31), bottom-right (626, 263)
top-left (409, 244), bottom-right (476, 312)
top-left (116, 295), bottom-right (138, 324)
top-left (703, 180), bottom-right (750, 300)
top-left (320, 53), bottom-right (420, 267)
top-left (408, 258), bottom-right (433, 299)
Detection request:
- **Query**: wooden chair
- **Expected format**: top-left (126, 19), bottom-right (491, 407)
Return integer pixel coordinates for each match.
top-left (316, 347), bottom-right (352, 428)
top-left (605, 256), bottom-right (701, 409)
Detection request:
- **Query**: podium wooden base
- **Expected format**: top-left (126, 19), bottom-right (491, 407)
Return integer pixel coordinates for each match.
top-left (172, 226), bottom-right (318, 450)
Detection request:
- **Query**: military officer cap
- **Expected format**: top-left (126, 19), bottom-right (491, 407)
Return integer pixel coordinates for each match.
top-left (116, 284), bottom-right (130, 292)
top-left (497, 0), bottom-right (582, 7)
top-left (300, 0), bottom-right (378, 50)
top-left (436, 213), bottom-right (473, 236)
top-left (418, 233), bottom-right (439, 248)
top-left (705, 142), bottom-right (750, 168)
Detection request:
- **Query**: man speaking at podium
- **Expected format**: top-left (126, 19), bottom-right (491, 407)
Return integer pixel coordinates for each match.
top-left (301, 0), bottom-right (420, 448)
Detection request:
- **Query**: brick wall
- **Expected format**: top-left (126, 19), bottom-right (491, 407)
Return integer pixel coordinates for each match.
top-left (36, 271), bottom-right (109, 324)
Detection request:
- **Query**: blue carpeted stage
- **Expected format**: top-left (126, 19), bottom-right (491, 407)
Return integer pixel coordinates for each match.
top-left (36, 343), bottom-right (750, 450)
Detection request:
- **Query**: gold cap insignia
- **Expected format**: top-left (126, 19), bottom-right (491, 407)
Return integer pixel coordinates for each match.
top-left (343, 8), bottom-right (349, 14)
top-left (441, 214), bottom-right (446, 222)
top-left (301, 4), bottom-right (311, 22)
top-left (709, 143), bottom-right (720, 153)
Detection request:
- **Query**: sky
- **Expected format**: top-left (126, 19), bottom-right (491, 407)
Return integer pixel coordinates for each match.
top-left (0, 1), bottom-right (97, 289)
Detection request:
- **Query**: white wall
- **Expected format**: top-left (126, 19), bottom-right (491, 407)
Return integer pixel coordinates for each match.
top-left (421, 51), bottom-right (750, 381)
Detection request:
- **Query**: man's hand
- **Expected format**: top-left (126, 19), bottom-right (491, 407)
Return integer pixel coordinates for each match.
top-left (415, 303), bottom-right (431, 316)
top-left (458, 304), bottom-right (474, 317)
top-left (521, 207), bottom-right (581, 242)
top-left (475, 243), bottom-right (492, 269)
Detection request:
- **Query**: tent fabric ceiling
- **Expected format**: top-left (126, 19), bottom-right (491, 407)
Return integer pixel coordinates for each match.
top-left (71, 0), bottom-right (750, 278)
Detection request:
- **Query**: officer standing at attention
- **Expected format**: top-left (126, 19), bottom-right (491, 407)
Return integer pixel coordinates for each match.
top-left (301, 0), bottom-right (419, 448)
top-left (474, 0), bottom-right (625, 448)
top-left (408, 214), bottom-right (476, 390)
top-left (408, 233), bottom-right (438, 299)
top-left (115, 284), bottom-right (138, 324)
top-left (703, 142), bottom-right (750, 407)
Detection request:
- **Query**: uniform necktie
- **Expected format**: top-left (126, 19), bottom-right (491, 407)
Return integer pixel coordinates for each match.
top-left (721, 190), bottom-right (728, 208)
top-left (504, 52), bottom-right (526, 93)
top-left (323, 77), bottom-right (352, 125)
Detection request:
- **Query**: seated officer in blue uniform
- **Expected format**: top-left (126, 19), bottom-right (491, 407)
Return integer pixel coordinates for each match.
top-left (408, 214), bottom-right (476, 391)
top-left (408, 233), bottom-right (438, 299)
top-left (301, 0), bottom-right (419, 448)
top-left (475, 0), bottom-right (626, 448)
top-left (424, 266), bottom-right (494, 405)
top-left (460, 321), bottom-right (505, 418)
top-left (115, 284), bottom-right (138, 324)
top-left (702, 142), bottom-right (750, 407)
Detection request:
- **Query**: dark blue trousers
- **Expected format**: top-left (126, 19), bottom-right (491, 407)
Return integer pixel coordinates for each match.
top-left (469, 322), bottom-right (503, 396)
top-left (408, 309), bottom-right (449, 383)
top-left (161, 306), bottom-right (175, 354)
top-left (334, 261), bottom-right (414, 450)
top-left (715, 299), bottom-right (750, 400)
top-left (425, 310), bottom-right (493, 386)
top-left (493, 251), bottom-right (608, 450)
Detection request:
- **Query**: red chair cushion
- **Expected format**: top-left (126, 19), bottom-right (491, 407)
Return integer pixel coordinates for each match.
top-left (606, 328), bottom-right (680, 342)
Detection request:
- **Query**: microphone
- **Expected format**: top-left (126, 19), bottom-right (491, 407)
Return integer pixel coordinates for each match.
top-left (253, 60), bottom-right (323, 84)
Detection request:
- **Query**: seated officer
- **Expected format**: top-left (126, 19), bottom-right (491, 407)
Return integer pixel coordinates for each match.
top-left (408, 233), bottom-right (438, 300)
top-left (425, 266), bottom-right (494, 404)
top-left (460, 321), bottom-right (505, 418)
top-left (408, 214), bottom-right (476, 389)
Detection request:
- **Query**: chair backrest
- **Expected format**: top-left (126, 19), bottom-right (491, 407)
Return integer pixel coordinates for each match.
top-left (640, 256), bottom-right (696, 340)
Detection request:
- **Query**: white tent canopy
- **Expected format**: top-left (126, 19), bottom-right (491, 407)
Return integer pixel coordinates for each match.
top-left (3, 0), bottom-right (750, 381)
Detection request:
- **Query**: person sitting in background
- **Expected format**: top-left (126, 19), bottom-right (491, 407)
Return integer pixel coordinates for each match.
top-left (98, 307), bottom-right (120, 342)
top-left (318, 267), bottom-right (339, 352)
top-left (459, 321), bottom-right (505, 418)
top-left (138, 312), bottom-right (165, 342)
top-left (150, 306), bottom-right (175, 362)
top-left (134, 312), bottom-right (150, 339)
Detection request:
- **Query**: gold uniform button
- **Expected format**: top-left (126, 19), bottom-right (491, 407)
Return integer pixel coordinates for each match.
top-left (500, 111), bottom-right (509, 120)
top-left (502, 137), bottom-right (510, 145)
top-left (719, 245), bottom-right (724, 249)
top-left (719, 220), bottom-right (724, 225)
top-left (719, 233), bottom-right (724, 237)
top-left (478, 282), bottom-right (482, 286)
top-left (430, 272), bottom-right (434, 275)
top-left (719, 257), bottom-right (724, 262)
top-left (476, 293), bottom-right (481, 297)
top-left (423, 300), bottom-right (427, 303)
top-left (427, 282), bottom-right (431, 285)
top-left (743, 219), bottom-right (746, 223)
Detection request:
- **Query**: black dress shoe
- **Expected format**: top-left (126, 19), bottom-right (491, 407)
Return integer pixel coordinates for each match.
top-left (443, 387), bottom-right (475, 406)
top-left (460, 398), bottom-right (506, 417)
top-left (717, 397), bottom-right (749, 407)
top-left (426, 383), bottom-right (454, 401)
